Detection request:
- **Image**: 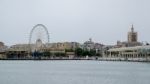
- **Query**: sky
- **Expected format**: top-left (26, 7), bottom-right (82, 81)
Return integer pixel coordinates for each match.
top-left (0, 0), bottom-right (150, 46)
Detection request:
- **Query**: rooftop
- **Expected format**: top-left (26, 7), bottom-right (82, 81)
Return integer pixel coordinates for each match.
top-left (108, 45), bottom-right (150, 52)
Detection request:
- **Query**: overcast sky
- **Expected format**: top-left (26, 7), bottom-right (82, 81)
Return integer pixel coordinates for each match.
top-left (0, 0), bottom-right (150, 46)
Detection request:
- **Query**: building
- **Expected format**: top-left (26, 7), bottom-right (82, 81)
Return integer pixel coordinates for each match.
top-left (5, 41), bottom-right (80, 59)
top-left (0, 42), bottom-right (4, 47)
top-left (128, 24), bottom-right (138, 42)
top-left (117, 41), bottom-right (142, 47)
top-left (46, 42), bottom-right (80, 50)
top-left (83, 38), bottom-right (95, 50)
top-left (116, 25), bottom-right (142, 47)
top-left (82, 38), bottom-right (104, 55)
top-left (107, 45), bottom-right (150, 61)
top-left (0, 42), bottom-right (8, 59)
top-left (83, 38), bottom-right (103, 50)
top-left (6, 44), bottom-right (29, 58)
top-left (44, 42), bottom-right (80, 58)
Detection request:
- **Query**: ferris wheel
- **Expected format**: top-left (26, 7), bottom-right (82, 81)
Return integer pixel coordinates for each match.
top-left (29, 24), bottom-right (49, 52)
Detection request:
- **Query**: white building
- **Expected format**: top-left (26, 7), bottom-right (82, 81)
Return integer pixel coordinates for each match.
top-left (107, 45), bottom-right (150, 61)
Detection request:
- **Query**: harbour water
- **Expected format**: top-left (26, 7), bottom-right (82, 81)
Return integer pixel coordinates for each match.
top-left (0, 60), bottom-right (150, 84)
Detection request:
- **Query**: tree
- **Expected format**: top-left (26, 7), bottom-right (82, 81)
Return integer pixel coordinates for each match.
top-left (82, 50), bottom-right (89, 56)
top-left (75, 48), bottom-right (83, 56)
top-left (43, 51), bottom-right (51, 57)
top-left (89, 49), bottom-right (96, 56)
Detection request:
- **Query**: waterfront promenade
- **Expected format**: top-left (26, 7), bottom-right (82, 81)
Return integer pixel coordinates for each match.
top-left (1, 56), bottom-right (150, 62)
